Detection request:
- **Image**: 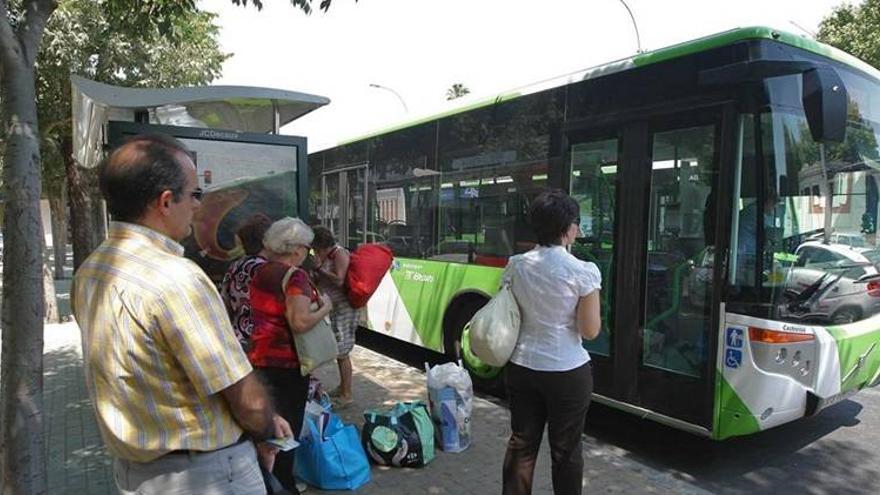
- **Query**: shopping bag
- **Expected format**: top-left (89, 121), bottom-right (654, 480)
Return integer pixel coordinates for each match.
top-left (361, 401), bottom-right (435, 467)
top-left (282, 266), bottom-right (338, 375)
top-left (292, 315), bottom-right (337, 375)
top-left (426, 362), bottom-right (473, 452)
top-left (295, 414), bottom-right (371, 491)
top-left (467, 283), bottom-right (520, 367)
top-left (307, 376), bottom-right (333, 411)
top-left (346, 244), bottom-right (393, 308)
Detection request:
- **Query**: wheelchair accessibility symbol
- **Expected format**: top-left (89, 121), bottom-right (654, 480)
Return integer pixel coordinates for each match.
top-left (725, 349), bottom-right (742, 369)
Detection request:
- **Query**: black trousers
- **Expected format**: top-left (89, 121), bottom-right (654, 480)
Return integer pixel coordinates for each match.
top-left (257, 367), bottom-right (310, 491)
top-left (502, 361), bottom-right (593, 495)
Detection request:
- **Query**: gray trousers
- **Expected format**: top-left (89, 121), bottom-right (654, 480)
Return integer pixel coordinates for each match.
top-left (113, 439), bottom-right (265, 495)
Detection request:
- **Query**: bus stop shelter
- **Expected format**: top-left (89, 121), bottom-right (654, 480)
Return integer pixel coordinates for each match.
top-left (71, 75), bottom-right (330, 170)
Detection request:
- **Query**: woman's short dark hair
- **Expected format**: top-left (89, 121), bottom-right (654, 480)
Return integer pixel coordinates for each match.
top-left (311, 225), bottom-right (336, 249)
top-left (98, 134), bottom-right (193, 222)
top-left (530, 190), bottom-right (580, 246)
top-left (237, 213), bottom-right (272, 255)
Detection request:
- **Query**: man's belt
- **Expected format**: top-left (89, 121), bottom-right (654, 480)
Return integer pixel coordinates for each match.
top-left (166, 434), bottom-right (249, 457)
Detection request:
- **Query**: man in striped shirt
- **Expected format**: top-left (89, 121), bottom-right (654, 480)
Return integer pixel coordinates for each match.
top-left (72, 134), bottom-right (290, 494)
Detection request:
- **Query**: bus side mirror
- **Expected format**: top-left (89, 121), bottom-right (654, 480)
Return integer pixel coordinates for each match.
top-left (802, 67), bottom-right (847, 143)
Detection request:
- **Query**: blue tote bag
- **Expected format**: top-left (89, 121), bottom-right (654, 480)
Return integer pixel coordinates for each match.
top-left (295, 413), bottom-right (371, 490)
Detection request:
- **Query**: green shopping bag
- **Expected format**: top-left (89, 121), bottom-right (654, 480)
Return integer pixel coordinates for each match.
top-left (361, 401), bottom-right (435, 467)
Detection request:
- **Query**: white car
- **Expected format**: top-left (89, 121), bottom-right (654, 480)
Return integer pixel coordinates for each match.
top-left (781, 241), bottom-right (880, 324)
top-left (807, 232), bottom-right (867, 248)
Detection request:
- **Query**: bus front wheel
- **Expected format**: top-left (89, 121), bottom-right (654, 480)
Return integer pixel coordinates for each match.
top-left (443, 297), bottom-right (506, 395)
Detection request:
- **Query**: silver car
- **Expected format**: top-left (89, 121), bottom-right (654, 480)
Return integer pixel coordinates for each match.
top-left (780, 241), bottom-right (880, 324)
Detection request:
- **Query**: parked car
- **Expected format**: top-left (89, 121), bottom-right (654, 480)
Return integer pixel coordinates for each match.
top-left (780, 241), bottom-right (880, 324)
top-left (806, 231), bottom-right (867, 248)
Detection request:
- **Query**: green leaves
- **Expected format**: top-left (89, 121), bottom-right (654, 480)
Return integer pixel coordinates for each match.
top-left (35, 0), bottom-right (229, 191)
top-left (817, 0), bottom-right (880, 69)
top-left (446, 83), bottom-right (471, 101)
top-left (103, 0), bottom-right (199, 39)
top-left (231, 0), bottom-right (350, 15)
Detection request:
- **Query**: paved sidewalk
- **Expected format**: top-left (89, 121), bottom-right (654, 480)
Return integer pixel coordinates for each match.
top-left (42, 322), bottom-right (711, 494)
top-left (44, 323), bottom-right (113, 494)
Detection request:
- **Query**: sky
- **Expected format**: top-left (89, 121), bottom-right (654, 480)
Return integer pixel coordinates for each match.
top-left (204, 0), bottom-right (850, 151)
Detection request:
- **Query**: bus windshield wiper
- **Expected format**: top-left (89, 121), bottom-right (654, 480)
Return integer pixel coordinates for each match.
top-left (857, 272), bottom-right (880, 283)
top-left (790, 272), bottom-right (831, 307)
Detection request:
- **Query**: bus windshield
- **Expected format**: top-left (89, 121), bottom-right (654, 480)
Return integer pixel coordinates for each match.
top-left (729, 69), bottom-right (880, 325)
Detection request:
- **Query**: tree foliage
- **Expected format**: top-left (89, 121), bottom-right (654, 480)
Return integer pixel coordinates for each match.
top-left (36, 0), bottom-right (229, 191)
top-left (0, 0), bottom-right (345, 491)
top-left (34, 0), bottom-right (231, 273)
top-left (817, 0), bottom-right (880, 68)
top-left (231, 0), bottom-right (346, 15)
top-left (446, 83), bottom-right (470, 100)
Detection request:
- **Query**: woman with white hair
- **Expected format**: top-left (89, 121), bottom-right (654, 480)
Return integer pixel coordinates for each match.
top-left (248, 217), bottom-right (332, 495)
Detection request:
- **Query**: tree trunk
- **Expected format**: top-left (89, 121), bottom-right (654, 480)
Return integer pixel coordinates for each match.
top-left (0, 54), bottom-right (47, 495)
top-left (48, 187), bottom-right (67, 278)
top-left (90, 180), bottom-right (105, 247)
top-left (42, 233), bottom-right (58, 324)
top-left (63, 134), bottom-right (95, 271)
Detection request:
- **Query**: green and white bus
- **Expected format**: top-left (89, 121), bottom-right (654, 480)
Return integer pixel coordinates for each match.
top-left (308, 27), bottom-right (880, 439)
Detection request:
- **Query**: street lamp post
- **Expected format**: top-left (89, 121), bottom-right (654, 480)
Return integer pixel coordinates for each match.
top-left (618, 0), bottom-right (642, 54)
top-left (369, 83), bottom-right (409, 113)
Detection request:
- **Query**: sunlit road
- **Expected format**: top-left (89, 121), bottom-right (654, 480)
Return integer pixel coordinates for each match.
top-left (585, 385), bottom-right (879, 494)
top-left (360, 329), bottom-right (880, 495)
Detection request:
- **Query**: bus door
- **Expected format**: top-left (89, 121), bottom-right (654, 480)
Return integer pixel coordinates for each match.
top-left (635, 110), bottom-right (723, 429)
top-left (567, 128), bottom-right (621, 396)
top-left (568, 108), bottom-right (724, 432)
top-left (322, 164), bottom-right (369, 249)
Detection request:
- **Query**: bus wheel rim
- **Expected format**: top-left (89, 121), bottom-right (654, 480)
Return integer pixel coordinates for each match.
top-left (461, 327), bottom-right (502, 379)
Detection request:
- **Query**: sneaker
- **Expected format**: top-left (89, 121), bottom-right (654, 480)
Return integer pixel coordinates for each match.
top-left (296, 480), bottom-right (308, 493)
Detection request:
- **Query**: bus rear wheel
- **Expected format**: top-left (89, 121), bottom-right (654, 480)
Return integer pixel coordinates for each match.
top-left (443, 297), bottom-right (506, 396)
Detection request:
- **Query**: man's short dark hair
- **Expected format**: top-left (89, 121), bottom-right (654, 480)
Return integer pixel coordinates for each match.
top-left (311, 225), bottom-right (336, 250)
top-left (237, 213), bottom-right (272, 256)
top-left (530, 189), bottom-right (580, 246)
top-left (98, 134), bottom-right (194, 222)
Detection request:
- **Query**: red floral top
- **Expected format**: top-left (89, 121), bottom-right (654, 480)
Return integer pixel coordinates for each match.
top-left (219, 254), bottom-right (267, 347)
top-left (247, 262), bottom-right (319, 368)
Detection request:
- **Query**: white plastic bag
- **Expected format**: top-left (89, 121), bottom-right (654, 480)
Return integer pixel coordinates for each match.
top-left (467, 284), bottom-right (520, 367)
top-left (426, 361), bottom-right (473, 452)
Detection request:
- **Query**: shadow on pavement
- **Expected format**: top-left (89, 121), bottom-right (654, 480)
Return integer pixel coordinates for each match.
top-left (585, 391), bottom-right (874, 495)
top-left (44, 345), bottom-right (113, 495)
top-left (357, 328), bottom-right (878, 495)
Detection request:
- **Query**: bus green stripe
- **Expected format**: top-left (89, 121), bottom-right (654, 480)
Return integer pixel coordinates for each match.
top-left (389, 258), bottom-right (504, 352)
top-left (333, 27), bottom-right (880, 151)
top-left (714, 374), bottom-right (761, 440)
top-left (825, 326), bottom-right (880, 391)
top-left (337, 92), bottom-right (521, 146)
top-left (632, 26), bottom-right (880, 80)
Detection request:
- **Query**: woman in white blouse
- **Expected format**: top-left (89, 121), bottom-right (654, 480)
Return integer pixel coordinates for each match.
top-left (501, 190), bottom-right (602, 495)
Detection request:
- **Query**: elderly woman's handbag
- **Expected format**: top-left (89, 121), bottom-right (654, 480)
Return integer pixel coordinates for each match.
top-left (282, 267), bottom-right (338, 376)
